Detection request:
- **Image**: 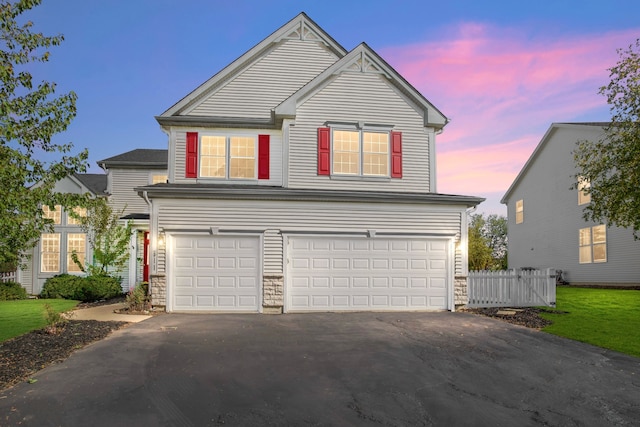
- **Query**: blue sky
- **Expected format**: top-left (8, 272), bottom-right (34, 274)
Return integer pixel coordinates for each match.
top-left (22, 0), bottom-right (640, 215)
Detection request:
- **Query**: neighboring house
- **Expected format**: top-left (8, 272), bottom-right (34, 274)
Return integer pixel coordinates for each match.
top-left (501, 122), bottom-right (640, 286)
top-left (17, 149), bottom-right (168, 294)
top-left (137, 13), bottom-right (483, 313)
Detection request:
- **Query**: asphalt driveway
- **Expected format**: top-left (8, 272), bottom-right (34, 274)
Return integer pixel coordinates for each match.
top-left (1, 312), bottom-right (638, 426)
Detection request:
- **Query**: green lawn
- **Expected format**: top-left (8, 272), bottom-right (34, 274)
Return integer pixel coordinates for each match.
top-left (0, 299), bottom-right (79, 342)
top-left (540, 287), bottom-right (640, 357)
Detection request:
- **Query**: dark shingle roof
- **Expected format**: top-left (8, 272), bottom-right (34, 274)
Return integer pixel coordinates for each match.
top-left (74, 173), bottom-right (108, 195)
top-left (97, 149), bottom-right (168, 169)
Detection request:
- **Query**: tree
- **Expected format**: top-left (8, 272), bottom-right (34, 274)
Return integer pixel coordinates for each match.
top-left (468, 213), bottom-right (508, 271)
top-left (0, 0), bottom-right (88, 268)
top-left (573, 39), bottom-right (640, 236)
top-left (70, 198), bottom-right (132, 277)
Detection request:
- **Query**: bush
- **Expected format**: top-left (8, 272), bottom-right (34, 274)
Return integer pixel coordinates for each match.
top-left (0, 281), bottom-right (28, 300)
top-left (126, 282), bottom-right (150, 312)
top-left (40, 274), bottom-right (123, 302)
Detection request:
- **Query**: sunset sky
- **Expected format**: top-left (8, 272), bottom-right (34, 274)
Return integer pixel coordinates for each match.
top-left (24, 0), bottom-right (640, 215)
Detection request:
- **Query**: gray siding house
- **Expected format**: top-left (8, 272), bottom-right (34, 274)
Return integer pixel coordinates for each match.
top-left (501, 122), bottom-right (640, 286)
top-left (17, 149), bottom-right (168, 294)
top-left (138, 13), bottom-right (483, 313)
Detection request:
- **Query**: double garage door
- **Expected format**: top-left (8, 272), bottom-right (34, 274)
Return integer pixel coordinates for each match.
top-left (170, 234), bottom-right (450, 312)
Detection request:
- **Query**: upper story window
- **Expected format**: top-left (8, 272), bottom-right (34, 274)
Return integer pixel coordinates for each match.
top-left (185, 132), bottom-right (270, 181)
top-left (67, 207), bottom-right (86, 225)
top-left (332, 130), bottom-right (389, 176)
top-left (579, 225), bottom-right (607, 264)
top-left (318, 127), bottom-right (402, 178)
top-left (151, 174), bottom-right (168, 184)
top-left (515, 199), bottom-right (524, 224)
top-left (578, 177), bottom-right (591, 205)
top-left (42, 205), bottom-right (61, 225)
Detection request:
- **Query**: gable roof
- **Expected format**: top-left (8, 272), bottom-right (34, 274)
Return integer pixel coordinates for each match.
top-left (73, 173), bottom-right (108, 196)
top-left (159, 12), bottom-right (347, 119)
top-left (500, 122), bottom-right (608, 204)
top-left (97, 149), bottom-right (168, 170)
top-left (275, 42), bottom-right (448, 129)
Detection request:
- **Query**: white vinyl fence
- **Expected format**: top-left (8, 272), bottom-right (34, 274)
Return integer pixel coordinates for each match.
top-left (468, 268), bottom-right (557, 308)
top-left (0, 271), bottom-right (17, 283)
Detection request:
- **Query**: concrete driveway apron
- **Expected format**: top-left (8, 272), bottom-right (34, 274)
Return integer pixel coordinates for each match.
top-left (1, 312), bottom-right (638, 426)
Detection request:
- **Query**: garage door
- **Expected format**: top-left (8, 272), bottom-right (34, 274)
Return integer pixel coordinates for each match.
top-left (171, 235), bottom-right (260, 312)
top-left (287, 236), bottom-right (449, 312)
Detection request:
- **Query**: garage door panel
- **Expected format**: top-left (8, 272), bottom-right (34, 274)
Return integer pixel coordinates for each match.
top-left (288, 236), bottom-right (449, 311)
top-left (171, 235), bottom-right (260, 312)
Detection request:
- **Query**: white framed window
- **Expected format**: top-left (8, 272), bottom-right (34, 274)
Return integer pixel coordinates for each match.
top-left (578, 177), bottom-right (591, 205)
top-left (515, 199), bottom-right (524, 224)
top-left (42, 205), bottom-right (61, 225)
top-left (579, 225), bottom-right (607, 264)
top-left (200, 135), bottom-right (256, 179)
top-left (41, 233), bottom-right (60, 273)
top-left (67, 207), bottom-right (86, 225)
top-left (67, 233), bottom-right (86, 272)
top-left (332, 129), bottom-right (389, 176)
top-left (151, 174), bottom-right (168, 184)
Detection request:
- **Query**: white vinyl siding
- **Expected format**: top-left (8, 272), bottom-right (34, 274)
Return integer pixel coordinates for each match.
top-left (109, 168), bottom-right (167, 215)
top-left (172, 129), bottom-right (283, 186)
top-left (154, 198), bottom-right (464, 277)
top-left (289, 72), bottom-right (432, 192)
top-left (187, 39), bottom-right (338, 119)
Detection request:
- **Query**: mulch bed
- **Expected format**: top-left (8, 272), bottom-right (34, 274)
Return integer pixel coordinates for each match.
top-left (0, 319), bottom-right (128, 391)
top-left (463, 307), bottom-right (557, 329)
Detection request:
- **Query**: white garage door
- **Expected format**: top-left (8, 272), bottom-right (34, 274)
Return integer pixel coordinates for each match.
top-left (170, 235), bottom-right (260, 312)
top-left (287, 236), bottom-right (449, 312)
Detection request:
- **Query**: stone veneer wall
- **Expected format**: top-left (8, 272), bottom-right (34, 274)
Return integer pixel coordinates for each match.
top-left (150, 274), bottom-right (166, 307)
top-left (454, 276), bottom-right (468, 306)
top-left (263, 275), bottom-right (284, 314)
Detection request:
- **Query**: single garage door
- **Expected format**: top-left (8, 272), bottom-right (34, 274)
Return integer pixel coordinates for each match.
top-left (287, 236), bottom-right (449, 312)
top-left (171, 235), bottom-right (260, 312)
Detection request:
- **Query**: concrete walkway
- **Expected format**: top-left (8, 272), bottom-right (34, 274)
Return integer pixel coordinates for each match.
top-left (66, 303), bottom-right (152, 323)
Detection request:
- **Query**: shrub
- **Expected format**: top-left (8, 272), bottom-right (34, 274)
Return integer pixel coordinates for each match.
top-left (40, 274), bottom-right (84, 299)
top-left (43, 303), bottom-right (68, 334)
top-left (41, 274), bottom-right (123, 302)
top-left (126, 282), bottom-right (150, 312)
top-left (0, 281), bottom-right (28, 300)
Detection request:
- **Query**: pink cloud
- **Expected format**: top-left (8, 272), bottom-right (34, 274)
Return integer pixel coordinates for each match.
top-left (381, 24), bottom-right (639, 212)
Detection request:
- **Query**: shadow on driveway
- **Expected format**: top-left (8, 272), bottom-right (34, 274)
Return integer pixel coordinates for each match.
top-left (1, 312), bottom-right (639, 426)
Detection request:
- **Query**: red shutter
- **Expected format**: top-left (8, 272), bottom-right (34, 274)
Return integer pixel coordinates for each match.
top-left (317, 127), bottom-right (330, 175)
top-left (390, 131), bottom-right (402, 178)
top-left (185, 132), bottom-right (198, 178)
top-left (258, 134), bottom-right (270, 180)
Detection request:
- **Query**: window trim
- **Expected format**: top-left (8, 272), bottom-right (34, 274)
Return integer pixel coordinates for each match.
top-left (579, 225), bottom-right (607, 264)
top-left (198, 133), bottom-right (258, 181)
top-left (515, 199), bottom-right (524, 224)
top-left (329, 125), bottom-right (393, 178)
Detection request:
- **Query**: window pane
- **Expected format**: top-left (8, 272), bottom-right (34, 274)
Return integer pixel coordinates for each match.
top-left (67, 233), bottom-right (86, 272)
top-left (579, 227), bottom-right (592, 246)
top-left (579, 245), bottom-right (592, 264)
top-left (67, 207), bottom-right (86, 225)
top-left (229, 137), bottom-right (255, 179)
top-left (363, 132), bottom-right (388, 176)
top-left (593, 243), bottom-right (607, 262)
top-left (333, 130), bottom-right (360, 175)
top-left (200, 136), bottom-right (226, 177)
top-left (41, 233), bottom-right (60, 273)
top-left (578, 178), bottom-right (591, 205)
top-left (42, 205), bottom-right (61, 225)
top-left (592, 225), bottom-right (606, 244)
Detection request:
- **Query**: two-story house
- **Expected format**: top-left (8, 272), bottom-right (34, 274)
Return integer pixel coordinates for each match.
top-left (16, 149), bottom-right (168, 294)
top-left (137, 13), bottom-right (483, 313)
top-left (501, 122), bottom-right (640, 286)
